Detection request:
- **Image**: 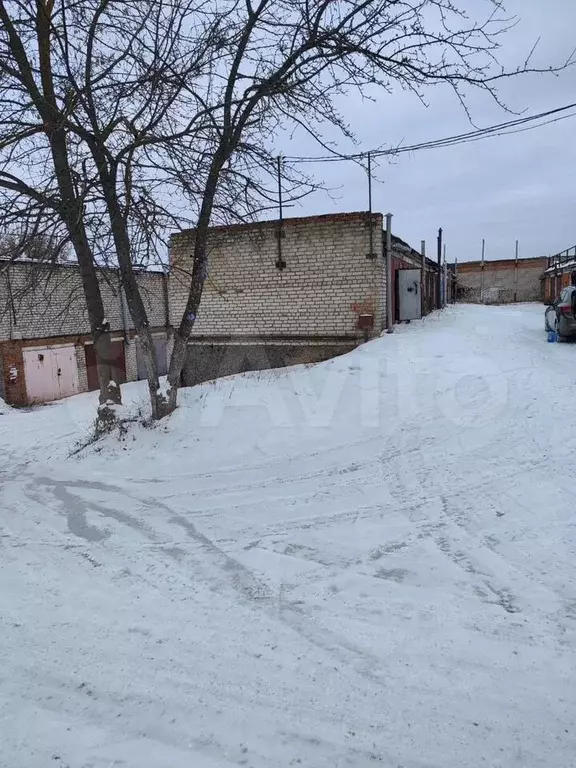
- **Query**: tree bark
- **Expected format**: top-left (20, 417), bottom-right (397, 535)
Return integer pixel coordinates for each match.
top-left (161, 153), bottom-right (225, 416)
top-left (87, 145), bottom-right (164, 419)
top-left (32, 0), bottom-right (121, 425)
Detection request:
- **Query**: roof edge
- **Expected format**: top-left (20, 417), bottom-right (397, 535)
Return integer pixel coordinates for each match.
top-left (171, 211), bottom-right (383, 239)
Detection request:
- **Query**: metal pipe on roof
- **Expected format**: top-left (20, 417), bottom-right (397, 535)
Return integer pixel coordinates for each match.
top-left (480, 239), bottom-right (485, 304)
top-left (421, 240), bottom-right (426, 315)
top-left (514, 240), bottom-right (519, 302)
top-left (437, 228), bottom-right (443, 310)
top-left (385, 213), bottom-right (394, 333)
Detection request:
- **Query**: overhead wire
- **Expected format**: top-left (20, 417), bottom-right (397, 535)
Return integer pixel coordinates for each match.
top-left (281, 102), bottom-right (576, 165)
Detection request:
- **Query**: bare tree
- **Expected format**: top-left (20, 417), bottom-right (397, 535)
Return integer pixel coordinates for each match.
top-left (0, 0), bottom-right (226, 421)
top-left (0, 0), bottom-right (571, 424)
top-left (0, 228), bottom-right (70, 263)
top-left (160, 0), bottom-right (574, 414)
top-left (0, 0), bottom-right (126, 425)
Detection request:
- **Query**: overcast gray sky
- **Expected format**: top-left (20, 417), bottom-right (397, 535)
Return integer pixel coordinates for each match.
top-left (280, 0), bottom-right (576, 263)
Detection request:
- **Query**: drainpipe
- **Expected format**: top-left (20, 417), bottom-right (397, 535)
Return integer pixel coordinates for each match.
top-left (420, 240), bottom-right (426, 316)
top-left (385, 213), bottom-right (394, 334)
top-left (162, 270), bottom-right (170, 330)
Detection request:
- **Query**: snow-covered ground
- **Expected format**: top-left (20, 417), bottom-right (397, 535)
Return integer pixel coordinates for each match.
top-left (1, 303), bottom-right (576, 768)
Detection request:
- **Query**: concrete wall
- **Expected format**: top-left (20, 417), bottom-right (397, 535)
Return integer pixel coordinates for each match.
top-left (183, 341), bottom-right (356, 386)
top-left (456, 257), bottom-right (547, 304)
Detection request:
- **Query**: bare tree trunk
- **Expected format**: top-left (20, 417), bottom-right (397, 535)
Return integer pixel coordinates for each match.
top-left (32, 0), bottom-right (121, 427)
top-left (162, 157), bottom-right (223, 416)
top-left (60, 196), bottom-right (122, 424)
top-left (163, 330), bottom-right (188, 415)
top-left (87, 146), bottom-right (164, 419)
top-left (106, 225), bottom-right (163, 419)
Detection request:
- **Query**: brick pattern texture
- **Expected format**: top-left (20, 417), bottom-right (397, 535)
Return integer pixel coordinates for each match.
top-left (169, 212), bottom-right (386, 340)
top-left (0, 262), bottom-right (170, 404)
top-left (457, 258), bottom-right (547, 304)
top-left (0, 262), bottom-right (168, 340)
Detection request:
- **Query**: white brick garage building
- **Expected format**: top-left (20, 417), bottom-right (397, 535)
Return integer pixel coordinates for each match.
top-left (169, 212), bottom-right (387, 385)
top-left (0, 261), bottom-right (170, 406)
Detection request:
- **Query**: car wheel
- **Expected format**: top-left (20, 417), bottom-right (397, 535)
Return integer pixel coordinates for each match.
top-left (556, 319), bottom-right (568, 342)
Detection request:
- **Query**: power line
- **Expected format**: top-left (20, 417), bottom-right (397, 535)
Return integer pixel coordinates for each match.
top-left (282, 102), bottom-right (576, 164)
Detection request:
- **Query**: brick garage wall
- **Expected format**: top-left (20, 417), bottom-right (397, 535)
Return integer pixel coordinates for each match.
top-left (543, 267), bottom-right (574, 303)
top-left (0, 348), bottom-right (4, 401)
top-left (0, 330), bottom-right (157, 405)
top-left (75, 344), bottom-right (89, 393)
top-left (0, 261), bottom-right (169, 403)
top-left (137, 272), bottom-right (170, 329)
top-left (125, 340), bottom-right (138, 382)
top-left (1, 334), bottom-right (94, 405)
top-left (169, 212), bottom-right (385, 341)
top-left (457, 257), bottom-right (547, 304)
top-left (385, 239), bottom-right (441, 318)
top-left (0, 262), bottom-right (168, 341)
top-left (0, 341), bottom-right (26, 405)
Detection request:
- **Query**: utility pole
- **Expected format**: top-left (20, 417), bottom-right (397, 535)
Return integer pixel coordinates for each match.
top-left (366, 153), bottom-right (375, 259)
top-left (436, 228), bottom-right (443, 310)
top-left (385, 213), bottom-right (394, 333)
top-left (514, 240), bottom-right (519, 302)
top-left (275, 155), bottom-right (286, 270)
top-left (454, 257), bottom-right (458, 303)
top-left (421, 240), bottom-right (426, 316)
top-left (480, 238), bottom-right (485, 303)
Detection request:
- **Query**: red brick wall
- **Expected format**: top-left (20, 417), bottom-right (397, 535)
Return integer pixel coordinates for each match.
top-left (0, 341), bottom-right (26, 405)
top-left (1, 328), bottom-right (166, 405)
top-left (544, 271), bottom-right (573, 302)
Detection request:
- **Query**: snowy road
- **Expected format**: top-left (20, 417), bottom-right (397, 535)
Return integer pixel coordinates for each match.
top-left (1, 304), bottom-right (576, 768)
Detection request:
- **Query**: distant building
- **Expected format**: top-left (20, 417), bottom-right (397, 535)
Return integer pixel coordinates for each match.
top-left (542, 245), bottom-right (576, 302)
top-left (455, 257), bottom-right (547, 304)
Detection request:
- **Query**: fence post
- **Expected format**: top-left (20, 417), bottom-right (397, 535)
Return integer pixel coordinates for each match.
top-left (514, 240), bottom-right (519, 302)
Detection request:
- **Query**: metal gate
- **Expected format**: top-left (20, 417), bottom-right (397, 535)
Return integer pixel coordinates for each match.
top-left (136, 336), bottom-right (168, 380)
top-left (398, 269), bottom-right (422, 321)
top-left (23, 345), bottom-right (79, 403)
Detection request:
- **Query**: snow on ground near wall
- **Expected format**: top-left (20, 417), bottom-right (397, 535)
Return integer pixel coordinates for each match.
top-left (1, 303), bottom-right (576, 768)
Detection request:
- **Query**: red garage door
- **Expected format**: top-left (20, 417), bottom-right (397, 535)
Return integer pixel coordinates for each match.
top-left (85, 341), bottom-right (127, 392)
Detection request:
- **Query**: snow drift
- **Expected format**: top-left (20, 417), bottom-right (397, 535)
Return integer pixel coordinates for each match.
top-left (1, 303), bottom-right (575, 768)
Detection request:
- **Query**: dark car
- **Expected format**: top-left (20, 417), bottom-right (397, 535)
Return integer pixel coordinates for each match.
top-left (545, 286), bottom-right (576, 340)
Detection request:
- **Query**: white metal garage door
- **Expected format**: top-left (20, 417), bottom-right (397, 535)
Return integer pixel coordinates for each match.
top-left (398, 269), bottom-right (422, 322)
top-left (23, 345), bottom-right (80, 403)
